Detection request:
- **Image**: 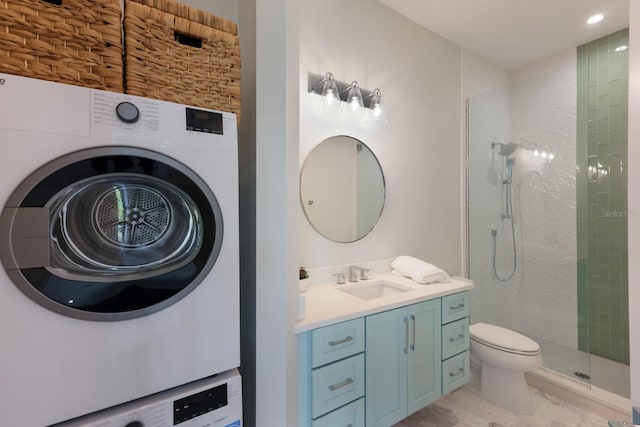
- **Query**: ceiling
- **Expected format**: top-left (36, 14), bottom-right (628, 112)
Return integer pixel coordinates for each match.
top-left (378, 0), bottom-right (630, 70)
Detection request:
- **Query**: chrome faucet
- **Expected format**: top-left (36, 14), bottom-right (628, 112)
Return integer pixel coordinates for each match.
top-left (332, 272), bottom-right (346, 284)
top-left (348, 265), bottom-right (371, 282)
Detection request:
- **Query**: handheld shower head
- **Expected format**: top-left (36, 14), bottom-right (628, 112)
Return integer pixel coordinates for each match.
top-left (500, 142), bottom-right (520, 157)
top-left (490, 141), bottom-right (521, 157)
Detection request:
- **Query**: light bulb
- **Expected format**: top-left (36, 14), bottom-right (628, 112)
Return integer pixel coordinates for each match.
top-left (326, 89), bottom-right (337, 104)
top-left (317, 72), bottom-right (343, 115)
top-left (350, 97), bottom-right (360, 111)
top-left (533, 149), bottom-right (539, 157)
top-left (366, 89), bottom-right (387, 123)
top-left (372, 103), bottom-right (382, 117)
top-left (345, 81), bottom-right (364, 113)
top-left (541, 151), bottom-right (548, 159)
top-left (548, 153), bottom-right (554, 160)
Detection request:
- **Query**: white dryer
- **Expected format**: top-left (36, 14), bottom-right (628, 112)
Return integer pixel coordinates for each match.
top-left (0, 73), bottom-right (240, 427)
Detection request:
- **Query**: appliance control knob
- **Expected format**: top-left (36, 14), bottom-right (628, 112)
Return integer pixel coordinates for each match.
top-left (125, 422), bottom-right (144, 427)
top-left (116, 102), bottom-right (140, 123)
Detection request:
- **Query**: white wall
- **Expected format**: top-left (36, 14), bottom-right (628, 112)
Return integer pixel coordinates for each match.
top-left (628, 0), bottom-right (640, 412)
top-left (299, 0), bottom-right (462, 275)
top-left (462, 49), bottom-right (509, 100)
top-left (255, 0), bottom-right (300, 426)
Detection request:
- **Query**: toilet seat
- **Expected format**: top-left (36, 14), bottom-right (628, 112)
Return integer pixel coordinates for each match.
top-left (470, 323), bottom-right (540, 356)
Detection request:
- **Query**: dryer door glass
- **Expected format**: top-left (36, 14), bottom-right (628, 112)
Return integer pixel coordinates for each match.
top-left (0, 147), bottom-right (224, 321)
top-left (47, 174), bottom-right (202, 282)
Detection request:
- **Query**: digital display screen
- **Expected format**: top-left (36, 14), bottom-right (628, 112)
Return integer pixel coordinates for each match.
top-left (173, 383), bottom-right (228, 425)
top-left (186, 107), bottom-right (223, 135)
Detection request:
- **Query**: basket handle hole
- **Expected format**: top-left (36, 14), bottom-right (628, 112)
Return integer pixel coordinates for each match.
top-left (42, 0), bottom-right (63, 5)
top-left (174, 32), bottom-right (202, 48)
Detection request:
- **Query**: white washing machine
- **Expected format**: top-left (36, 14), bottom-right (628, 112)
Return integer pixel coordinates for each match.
top-left (54, 369), bottom-right (242, 427)
top-left (0, 73), bottom-right (240, 427)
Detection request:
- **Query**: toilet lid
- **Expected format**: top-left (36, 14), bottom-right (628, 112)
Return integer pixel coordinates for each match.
top-left (470, 323), bottom-right (540, 355)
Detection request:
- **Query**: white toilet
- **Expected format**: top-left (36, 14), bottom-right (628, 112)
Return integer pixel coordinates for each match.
top-left (469, 322), bottom-right (543, 414)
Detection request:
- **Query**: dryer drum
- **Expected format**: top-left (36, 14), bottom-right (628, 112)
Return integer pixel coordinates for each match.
top-left (95, 184), bottom-right (171, 248)
top-left (47, 174), bottom-right (202, 282)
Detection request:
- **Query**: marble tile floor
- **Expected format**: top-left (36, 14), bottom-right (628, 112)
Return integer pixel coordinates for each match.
top-left (393, 383), bottom-right (612, 427)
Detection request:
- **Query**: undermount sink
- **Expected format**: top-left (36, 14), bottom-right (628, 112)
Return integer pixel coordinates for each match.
top-left (338, 280), bottom-right (415, 301)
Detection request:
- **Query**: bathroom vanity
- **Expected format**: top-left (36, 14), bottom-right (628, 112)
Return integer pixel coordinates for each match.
top-left (296, 275), bottom-right (472, 427)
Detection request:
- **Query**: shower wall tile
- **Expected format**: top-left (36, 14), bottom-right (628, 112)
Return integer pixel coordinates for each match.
top-left (576, 28), bottom-right (629, 364)
top-left (468, 59), bottom-right (580, 356)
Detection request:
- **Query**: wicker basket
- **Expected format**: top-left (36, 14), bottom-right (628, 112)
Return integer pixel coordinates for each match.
top-left (124, 0), bottom-right (241, 120)
top-left (0, 0), bottom-right (123, 92)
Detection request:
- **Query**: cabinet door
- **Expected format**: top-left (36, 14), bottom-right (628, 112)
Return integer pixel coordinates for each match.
top-left (366, 307), bottom-right (408, 427)
top-left (407, 299), bottom-right (442, 415)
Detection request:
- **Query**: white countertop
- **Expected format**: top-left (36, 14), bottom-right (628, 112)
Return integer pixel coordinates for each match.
top-left (295, 274), bottom-right (474, 333)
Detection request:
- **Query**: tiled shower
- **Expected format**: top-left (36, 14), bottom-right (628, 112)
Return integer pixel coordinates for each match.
top-left (467, 28), bottom-right (629, 397)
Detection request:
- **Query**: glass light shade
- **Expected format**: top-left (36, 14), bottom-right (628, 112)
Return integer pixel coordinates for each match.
top-left (346, 81), bottom-right (364, 112)
top-left (318, 73), bottom-right (342, 115)
top-left (368, 89), bottom-right (387, 122)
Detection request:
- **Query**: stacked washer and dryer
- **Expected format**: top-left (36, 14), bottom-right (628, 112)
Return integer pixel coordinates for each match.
top-left (0, 73), bottom-right (242, 427)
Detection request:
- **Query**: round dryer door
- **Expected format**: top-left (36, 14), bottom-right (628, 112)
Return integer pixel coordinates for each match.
top-left (0, 147), bottom-right (223, 321)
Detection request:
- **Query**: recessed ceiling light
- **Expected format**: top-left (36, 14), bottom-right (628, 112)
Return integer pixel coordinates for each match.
top-left (615, 45), bottom-right (628, 52)
top-left (587, 14), bottom-right (604, 24)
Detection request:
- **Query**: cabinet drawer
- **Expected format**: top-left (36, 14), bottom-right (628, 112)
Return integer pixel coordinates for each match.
top-left (442, 351), bottom-right (469, 394)
top-left (312, 353), bottom-right (365, 418)
top-left (312, 318), bottom-right (365, 368)
top-left (441, 292), bottom-right (469, 324)
top-left (312, 397), bottom-right (364, 427)
top-left (442, 318), bottom-right (469, 360)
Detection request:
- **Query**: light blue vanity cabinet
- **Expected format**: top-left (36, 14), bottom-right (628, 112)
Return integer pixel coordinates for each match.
top-left (365, 299), bottom-right (441, 427)
top-left (299, 318), bottom-right (367, 427)
top-left (299, 290), bottom-right (471, 427)
top-left (440, 292), bottom-right (470, 394)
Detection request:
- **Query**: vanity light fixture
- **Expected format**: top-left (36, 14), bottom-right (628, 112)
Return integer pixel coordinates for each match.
top-left (308, 72), bottom-right (387, 124)
top-left (586, 13), bottom-right (603, 25)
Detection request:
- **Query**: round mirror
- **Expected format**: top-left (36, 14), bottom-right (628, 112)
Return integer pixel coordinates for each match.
top-left (300, 135), bottom-right (385, 242)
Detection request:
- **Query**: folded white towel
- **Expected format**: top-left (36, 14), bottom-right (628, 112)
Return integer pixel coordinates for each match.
top-left (390, 256), bottom-right (450, 284)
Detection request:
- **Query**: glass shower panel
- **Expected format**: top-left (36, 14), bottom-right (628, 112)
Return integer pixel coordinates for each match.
top-left (467, 63), bottom-right (590, 383)
top-left (577, 28), bottom-right (630, 398)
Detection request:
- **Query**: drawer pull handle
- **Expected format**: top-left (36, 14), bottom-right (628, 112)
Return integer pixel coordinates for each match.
top-left (328, 336), bottom-right (353, 346)
top-left (449, 303), bottom-right (465, 310)
top-left (449, 367), bottom-right (465, 378)
top-left (328, 377), bottom-right (354, 391)
top-left (449, 333), bottom-right (465, 342)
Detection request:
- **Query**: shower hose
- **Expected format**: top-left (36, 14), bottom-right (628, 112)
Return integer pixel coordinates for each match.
top-left (492, 182), bottom-right (517, 282)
